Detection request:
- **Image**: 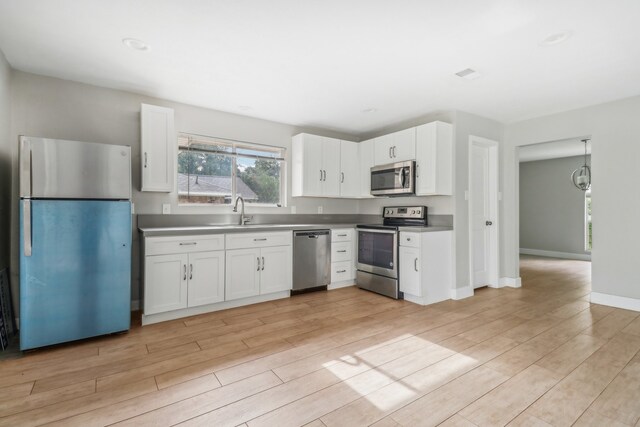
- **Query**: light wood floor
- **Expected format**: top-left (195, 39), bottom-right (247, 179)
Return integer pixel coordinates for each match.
top-left (1, 256), bottom-right (640, 426)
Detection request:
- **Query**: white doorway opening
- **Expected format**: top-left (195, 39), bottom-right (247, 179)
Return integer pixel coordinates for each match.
top-left (469, 136), bottom-right (500, 289)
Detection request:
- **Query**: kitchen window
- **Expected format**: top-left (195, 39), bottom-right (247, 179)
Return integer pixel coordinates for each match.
top-left (177, 133), bottom-right (286, 206)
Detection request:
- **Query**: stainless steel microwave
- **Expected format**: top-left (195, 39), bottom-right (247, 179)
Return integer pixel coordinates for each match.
top-left (370, 160), bottom-right (415, 196)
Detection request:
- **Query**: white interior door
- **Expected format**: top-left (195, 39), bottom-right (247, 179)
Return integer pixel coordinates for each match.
top-left (470, 137), bottom-right (499, 288)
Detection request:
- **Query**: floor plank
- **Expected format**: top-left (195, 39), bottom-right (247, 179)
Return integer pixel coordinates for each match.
top-left (2, 256), bottom-right (638, 427)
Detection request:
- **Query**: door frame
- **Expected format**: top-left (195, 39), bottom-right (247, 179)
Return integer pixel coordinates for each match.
top-left (468, 135), bottom-right (500, 288)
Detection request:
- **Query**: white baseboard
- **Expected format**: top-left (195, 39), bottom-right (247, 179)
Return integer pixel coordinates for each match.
top-left (451, 285), bottom-right (474, 300)
top-left (590, 292), bottom-right (640, 312)
top-left (499, 277), bottom-right (522, 288)
top-left (520, 248), bottom-right (591, 261)
top-left (141, 291), bottom-right (290, 325)
top-left (328, 281), bottom-right (355, 290)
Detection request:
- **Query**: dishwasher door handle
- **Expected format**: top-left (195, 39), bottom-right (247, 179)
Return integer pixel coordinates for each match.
top-left (308, 235), bottom-right (318, 239)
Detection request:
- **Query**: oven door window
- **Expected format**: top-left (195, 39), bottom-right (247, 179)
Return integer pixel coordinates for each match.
top-left (358, 231), bottom-right (395, 269)
top-left (371, 169), bottom-right (400, 191)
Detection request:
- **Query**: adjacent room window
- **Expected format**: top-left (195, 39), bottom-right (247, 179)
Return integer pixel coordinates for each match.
top-left (585, 189), bottom-right (592, 251)
top-left (177, 133), bottom-right (285, 206)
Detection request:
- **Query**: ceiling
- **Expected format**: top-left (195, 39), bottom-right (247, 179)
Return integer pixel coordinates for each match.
top-left (1, 1), bottom-right (639, 135)
top-left (519, 138), bottom-right (591, 163)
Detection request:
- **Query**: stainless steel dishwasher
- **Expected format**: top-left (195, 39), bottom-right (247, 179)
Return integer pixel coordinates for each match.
top-left (292, 230), bottom-right (331, 293)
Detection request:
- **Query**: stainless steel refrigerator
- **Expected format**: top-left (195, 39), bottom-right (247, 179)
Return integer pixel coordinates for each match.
top-left (19, 136), bottom-right (132, 350)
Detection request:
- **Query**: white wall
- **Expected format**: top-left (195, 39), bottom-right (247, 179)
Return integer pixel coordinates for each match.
top-left (0, 49), bottom-right (10, 273)
top-left (9, 71), bottom-right (361, 311)
top-left (504, 95), bottom-right (640, 302)
top-left (519, 156), bottom-right (591, 256)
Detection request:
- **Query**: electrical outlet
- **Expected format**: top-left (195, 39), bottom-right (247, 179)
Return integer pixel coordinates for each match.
top-left (290, 205), bottom-right (296, 214)
top-left (317, 206), bottom-right (323, 214)
top-left (162, 204), bottom-right (171, 214)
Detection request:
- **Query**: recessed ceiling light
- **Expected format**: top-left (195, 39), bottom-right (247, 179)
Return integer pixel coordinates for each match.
top-left (122, 38), bottom-right (149, 51)
top-left (539, 30), bottom-right (572, 46)
top-left (362, 108), bottom-right (378, 113)
top-left (455, 68), bottom-right (481, 80)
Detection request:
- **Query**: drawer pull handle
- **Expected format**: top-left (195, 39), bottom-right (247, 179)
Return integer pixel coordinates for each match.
top-left (179, 242), bottom-right (197, 246)
top-left (337, 250), bottom-right (347, 253)
top-left (337, 269), bottom-right (346, 273)
top-left (337, 234), bottom-right (347, 237)
top-left (254, 238), bottom-right (268, 241)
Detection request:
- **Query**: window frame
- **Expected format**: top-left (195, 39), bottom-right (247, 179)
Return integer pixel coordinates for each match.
top-left (177, 133), bottom-right (287, 208)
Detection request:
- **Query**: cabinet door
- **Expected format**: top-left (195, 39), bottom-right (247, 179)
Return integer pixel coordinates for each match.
top-left (144, 253), bottom-right (188, 315)
top-left (188, 250), bottom-right (225, 307)
top-left (374, 134), bottom-right (395, 165)
top-left (399, 246), bottom-right (421, 297)
top-left (260, 245), bottom-right (292, 294)
top-left (225, 248), bottom-right (261, 301)
top-left (322, 137), bottom-right (341, 197)
top-left (416, 121), bottom-right (453, 196)
top-left (359, 139), bottom-right (375, 198)
top-left (391, 128), bottom-right (416, 162)
top-left (339, 141), bottom-right (360, 198)
top-left (141, 104), bottom-right (175, 192)
top-left (303, 134), bottom-right (324, 197)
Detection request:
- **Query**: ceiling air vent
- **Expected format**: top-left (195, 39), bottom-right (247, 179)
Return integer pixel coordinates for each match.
top-left (455, 68), bottom-right (480, 80)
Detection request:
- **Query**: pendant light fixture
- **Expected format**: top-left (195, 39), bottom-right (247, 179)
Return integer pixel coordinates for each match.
top-left (571, 139), bottom-right (591, 191)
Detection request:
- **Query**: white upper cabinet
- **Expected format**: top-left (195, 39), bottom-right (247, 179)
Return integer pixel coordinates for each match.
top-left (140, 103), bottom-right (175, 192)
top-left (415, 121), bottom-right (453, 196)
top-left (323, 137), bottom-right (341, 197)
top-left (339, 141), bottom-right (360, 198)
top-left (374, 128), bottom-right (416, 165)
top-left (292, 133), bottom-right (355, 198)
top-left (358, 138), bottom-right (375, 198)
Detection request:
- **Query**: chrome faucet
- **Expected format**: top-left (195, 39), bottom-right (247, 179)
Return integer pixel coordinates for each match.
top-left (233, 196), bottom-right (251, 225)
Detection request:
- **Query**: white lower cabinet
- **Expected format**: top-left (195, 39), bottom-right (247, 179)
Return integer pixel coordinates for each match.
top-left (260, 245), bottom-right (293, 294)
top-left (399, 230), bottom-right (453, 305)
top-left (399, 246), bottom-right (421, 297)
top-left (225, 248), bottom-right (261, 301)
top-left (330, 228), bottom-right (356, 285)
top-left (144, 250), bottom-right (224, 315)
top-left (225, 231), bottom-right (293, 301)
top-left (188, 250), bottom-right (225, 307)
top-left (144, 253), bottom-right (188, 315)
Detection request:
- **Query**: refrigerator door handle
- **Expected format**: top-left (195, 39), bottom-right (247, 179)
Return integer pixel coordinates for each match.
top-left (24, 199), bottom-right (32, 257)
top-left (20, 137), bottom-right (32, 198)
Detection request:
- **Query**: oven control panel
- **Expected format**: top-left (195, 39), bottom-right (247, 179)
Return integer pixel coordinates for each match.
top-left (383, 206), bottom-right (426, 219)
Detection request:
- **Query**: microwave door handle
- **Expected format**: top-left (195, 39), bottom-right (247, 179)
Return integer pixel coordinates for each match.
top-left (400, 168), bottom-right (406, 188)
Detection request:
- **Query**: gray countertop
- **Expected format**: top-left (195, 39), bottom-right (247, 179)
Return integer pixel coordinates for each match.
top-left (139, 223), bottom-right (453, 237)
top-left (398, 226), bottom-right (453, 232)
top-left (139, 223), bottom-right (360, 237)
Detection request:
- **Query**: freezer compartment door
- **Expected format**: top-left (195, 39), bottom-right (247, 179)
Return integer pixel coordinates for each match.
top-left (20, 136), bottom-right (131, 199)
top-left (20, 200), bottom-right (132, 350)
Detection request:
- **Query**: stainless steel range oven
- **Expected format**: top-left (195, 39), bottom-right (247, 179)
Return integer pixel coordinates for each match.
top-left (356, 206), bottom-right (427, 299)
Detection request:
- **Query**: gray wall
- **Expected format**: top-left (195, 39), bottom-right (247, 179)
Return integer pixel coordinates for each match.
top-left (8, 71), bottom-right (361, 312)
top-left (504, 95), bottom-right (640, 301)
top-left (519, 156), bottom-right (590, 256)
top-left (0, 50), bottom-right (11, 273)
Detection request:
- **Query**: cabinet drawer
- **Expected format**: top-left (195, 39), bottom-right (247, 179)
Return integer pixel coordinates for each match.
top-left (399, 232), bottom-right (420, 248)
top-left (145, 235), bottom-right (225, 256)
top-left (331, 228), bottom-right (353, 242)
top-left (331, 261), bottom-right (354, 282)
top-left (331, 242), bottom-right (352, 262)
top-left (226, 231), bottom-right (292, 250)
